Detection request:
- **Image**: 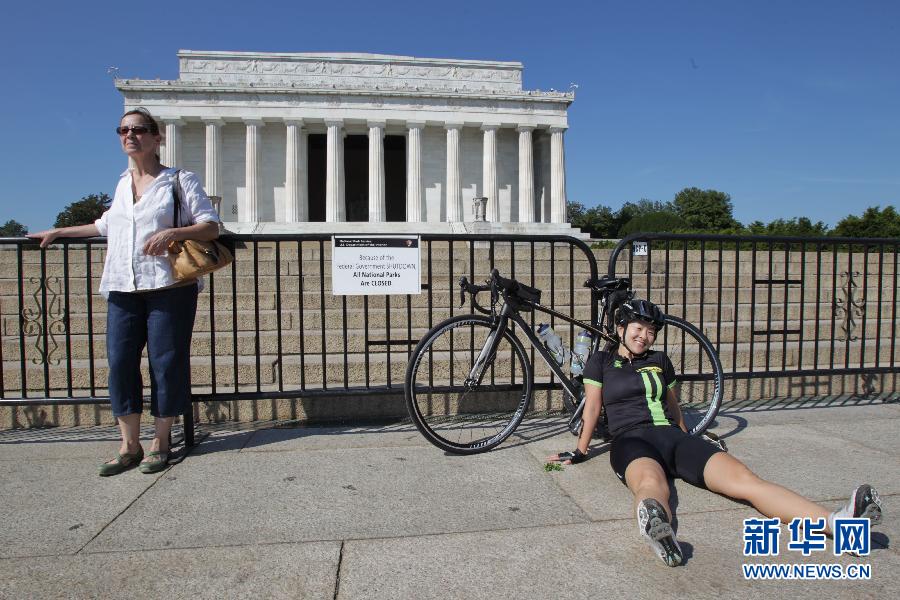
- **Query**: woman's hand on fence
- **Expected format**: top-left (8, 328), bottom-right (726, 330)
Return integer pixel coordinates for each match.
top-left (26, 224), bottom-right (100, 247)
top-left (26, 229), bottom-right (62, 248)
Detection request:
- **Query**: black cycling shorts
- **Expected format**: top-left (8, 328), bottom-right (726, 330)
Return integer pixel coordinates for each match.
top-left (609, 425), bottom-right (724, 489)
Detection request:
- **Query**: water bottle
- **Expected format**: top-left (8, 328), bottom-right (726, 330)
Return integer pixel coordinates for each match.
top-left (570, 329), bottom-right (593, 376)
top-left (537, 323), bottom-right (569, 366)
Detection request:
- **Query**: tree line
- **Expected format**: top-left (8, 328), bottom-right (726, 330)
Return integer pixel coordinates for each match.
top-left (569, 187), bottom-right (899, 239)
top-left (2, 188), bottom-right (897, 239)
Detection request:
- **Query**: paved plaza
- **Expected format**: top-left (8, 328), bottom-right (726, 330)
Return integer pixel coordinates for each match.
top-left (1, 399), bottom-right (897, 599)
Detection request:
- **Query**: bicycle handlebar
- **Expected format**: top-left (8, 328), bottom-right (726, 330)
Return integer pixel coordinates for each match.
top-left (458, 269), bottom-right (523, 314)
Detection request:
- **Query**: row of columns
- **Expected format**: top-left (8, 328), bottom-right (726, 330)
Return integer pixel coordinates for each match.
top-left (161, 119), bottom-right (567, 224)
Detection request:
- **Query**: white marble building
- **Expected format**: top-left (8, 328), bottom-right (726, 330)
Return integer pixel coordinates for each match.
top-left (116, 51), bottom-right (576, 233)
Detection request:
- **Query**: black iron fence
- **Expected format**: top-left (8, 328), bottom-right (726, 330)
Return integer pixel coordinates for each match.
top-left (0, 234), bottom-right (598, 440)
top-left (608, 233), bottom-right (898, 399)
top-left (1, 232), bottom-right (896, 440)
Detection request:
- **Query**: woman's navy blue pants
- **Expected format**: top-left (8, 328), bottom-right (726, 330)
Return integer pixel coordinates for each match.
top-left (106, 283), bottom-right (199, 418)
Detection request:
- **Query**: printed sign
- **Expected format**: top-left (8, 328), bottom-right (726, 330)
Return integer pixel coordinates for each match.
top-left (632, 241), bottom-right (648, 256)
top-left (332, 235), bottom-right (421, 295)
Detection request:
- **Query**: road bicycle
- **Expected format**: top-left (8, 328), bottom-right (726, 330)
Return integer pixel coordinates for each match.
top-left (404, 269), bottom-right (724, 454)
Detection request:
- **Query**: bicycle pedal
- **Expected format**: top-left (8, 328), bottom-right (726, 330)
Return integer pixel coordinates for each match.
top-left (701, 431), bottom-right (727, 452)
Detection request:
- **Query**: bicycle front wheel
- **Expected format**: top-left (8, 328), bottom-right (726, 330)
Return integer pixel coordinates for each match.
top-left (658, 315), bottom-right (724, 435)
top-left (405, 315), bottom-right (534, 454)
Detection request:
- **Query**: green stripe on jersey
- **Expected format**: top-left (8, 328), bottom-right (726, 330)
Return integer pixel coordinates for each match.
top-left (583, 378), bottom-right (602, 388)
top-left (641, 371), bottom-right (669, 426)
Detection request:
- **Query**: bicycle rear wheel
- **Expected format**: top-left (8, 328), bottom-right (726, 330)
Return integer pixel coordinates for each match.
top-left (657, 315), bottom-right (724, 435)
top-left (405, 315), bottom-right (533, 454)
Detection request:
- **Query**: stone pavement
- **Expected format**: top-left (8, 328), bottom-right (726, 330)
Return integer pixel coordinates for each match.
top-left (1, 400), bottom-right (897, 599)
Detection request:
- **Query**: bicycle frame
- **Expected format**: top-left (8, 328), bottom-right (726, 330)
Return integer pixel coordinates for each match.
top-left (478, 295), bottom-right (611, 409)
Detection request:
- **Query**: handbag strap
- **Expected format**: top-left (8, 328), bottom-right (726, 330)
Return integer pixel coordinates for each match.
top-left (172, 169), bottom-right (186, 228)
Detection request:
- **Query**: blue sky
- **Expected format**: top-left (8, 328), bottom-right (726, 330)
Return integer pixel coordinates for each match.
top-left (1, 0), bottom-right (897, 232)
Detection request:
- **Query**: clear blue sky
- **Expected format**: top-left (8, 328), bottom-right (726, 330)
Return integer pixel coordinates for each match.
top-left (2, 0), bottom-right (897, 232)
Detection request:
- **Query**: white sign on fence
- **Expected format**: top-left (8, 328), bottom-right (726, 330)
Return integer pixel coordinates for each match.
top-left (632, 241), bottom-right (648, 256)
top-left (331, 235), bottom-right (421, 295)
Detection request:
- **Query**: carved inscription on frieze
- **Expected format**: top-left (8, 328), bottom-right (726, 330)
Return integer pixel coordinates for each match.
top-left (180, 56), bottom-right (523, 93)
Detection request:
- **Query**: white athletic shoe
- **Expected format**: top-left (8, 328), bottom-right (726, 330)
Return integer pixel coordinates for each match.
top-left (637, 498), bottom-right (683, 567)
top-left (831, 484), bottom-right (883, 526)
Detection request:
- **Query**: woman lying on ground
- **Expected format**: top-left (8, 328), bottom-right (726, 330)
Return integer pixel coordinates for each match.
top-left (548, 299), bottom-right (883, 567)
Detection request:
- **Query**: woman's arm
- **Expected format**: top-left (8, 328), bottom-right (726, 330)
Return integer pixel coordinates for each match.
top-left (143, 221), bottom-right (219, 256)
top-left (665, 387), bottom-right (687, 432)
top-left (547, 384), bottom-right (603, 464)
top-left (576, 384), bottom-right (603, 454)
top-left (27, 224), bottom-right (101, 248)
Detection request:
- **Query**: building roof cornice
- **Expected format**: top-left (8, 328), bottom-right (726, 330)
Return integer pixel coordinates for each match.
top-left (114, 80), bottom-right (575, 105)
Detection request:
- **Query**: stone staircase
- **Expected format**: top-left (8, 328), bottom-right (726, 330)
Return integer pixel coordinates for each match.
top-left (0, 239), bottom-right (895, 428)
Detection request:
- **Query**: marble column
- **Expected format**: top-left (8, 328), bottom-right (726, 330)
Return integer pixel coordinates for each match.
top-left (481, 124), bottom-right (499, 221)
top-left (243, 119), bottom-right (263, 223)
top-left (326, 120), bottom-right (345, 222)
top-left (550, 126), bottom-right (567, 224)
top-left (203, 119), bottom-right (223, 197)
top-left (368, 121), bottom-right (386, 222)
top-left (445, 123), bottom-right (463, 222)
top-left (162, 119), bottom-right (183, 168)
top-left (285, 119), bottom-right (308, 222)
top-left (517, 126), bottom-right (535, 223)
top-left (406, 121), bottom-right (424, 222)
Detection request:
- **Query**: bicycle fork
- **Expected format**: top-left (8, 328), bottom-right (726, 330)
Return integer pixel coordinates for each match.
top-left (465, 318), bottom-right (507, 388)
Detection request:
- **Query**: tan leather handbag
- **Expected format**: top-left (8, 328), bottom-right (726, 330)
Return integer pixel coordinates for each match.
top-left (167, 171), bottom-right (233, 280)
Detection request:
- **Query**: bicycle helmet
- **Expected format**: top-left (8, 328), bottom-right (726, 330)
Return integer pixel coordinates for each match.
top-left (615, 299), bottom-right (665, 331)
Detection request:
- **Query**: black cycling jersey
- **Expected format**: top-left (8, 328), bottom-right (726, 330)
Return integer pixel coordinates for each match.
top-left (582, 349), bottom-right (677, 437)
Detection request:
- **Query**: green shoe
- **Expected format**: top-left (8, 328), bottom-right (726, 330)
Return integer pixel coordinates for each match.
top-left (99, 449), bottom-right (144, 477)
top-left (138, 450), bottom-right (169, 474)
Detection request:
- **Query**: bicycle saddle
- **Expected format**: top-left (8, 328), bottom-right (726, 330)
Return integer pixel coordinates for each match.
top-left (586, 275), bottom-right (631, 291)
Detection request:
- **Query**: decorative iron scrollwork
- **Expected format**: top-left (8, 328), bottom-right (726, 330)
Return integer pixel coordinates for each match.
top-left (833, 271), bottom-right (865, 342)
top-left (21, 276), bottom-right (66, 366)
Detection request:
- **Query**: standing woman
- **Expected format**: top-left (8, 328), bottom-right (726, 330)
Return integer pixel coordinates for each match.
top-left (29, 108), bottom-right (220, 475)
top-left (549, 299), bottom-right (883, 567)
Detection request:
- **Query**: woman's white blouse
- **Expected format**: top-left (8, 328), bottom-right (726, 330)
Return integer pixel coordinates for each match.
top-left (94, 168), bottom-right (220, 296)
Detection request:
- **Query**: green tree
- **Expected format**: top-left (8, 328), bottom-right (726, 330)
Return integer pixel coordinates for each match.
top-left (746, 217), bottom-right (829, 237)
top-left (831, 205), bottom-right (900, 239)
top-left (619, 210), bottom-right (689, 236)
top-left (54, 193), bottom-right (111, 228)
top-left (568, 201), bottom-right (620, 238)
top-left (672, 187), bottom-right (739, 231)
top-left (0, 219), bottom-right (28, 237)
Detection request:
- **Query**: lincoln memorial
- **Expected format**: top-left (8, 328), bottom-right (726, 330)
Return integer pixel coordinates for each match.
top-left (116, 50), bottom-right (577, 234)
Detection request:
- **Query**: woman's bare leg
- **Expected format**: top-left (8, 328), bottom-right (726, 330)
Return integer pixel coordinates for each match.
top-left (625, 457), bottom-right (683, 566)
top-left (625, 457), bottom-right (672, 517)
top-left (148, 416), bottom-right (173, 455)
top-left (114, 413), bottom-right (141, 458)
top-left (702, 452), bottom-right (832, 530)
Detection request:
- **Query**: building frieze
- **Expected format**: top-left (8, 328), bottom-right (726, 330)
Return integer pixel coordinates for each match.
top-left (176, 51), bottom-right (525, 94)
top-left (115, 79), bottom-right (573, 104)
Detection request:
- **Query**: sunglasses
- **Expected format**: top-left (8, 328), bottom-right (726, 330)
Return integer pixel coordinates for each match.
top-left (116, 125), bottom-right (155, 136)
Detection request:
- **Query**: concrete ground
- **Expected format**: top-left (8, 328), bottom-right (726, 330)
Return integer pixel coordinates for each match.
top-left (1, 399), bottom-right (897, 599)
